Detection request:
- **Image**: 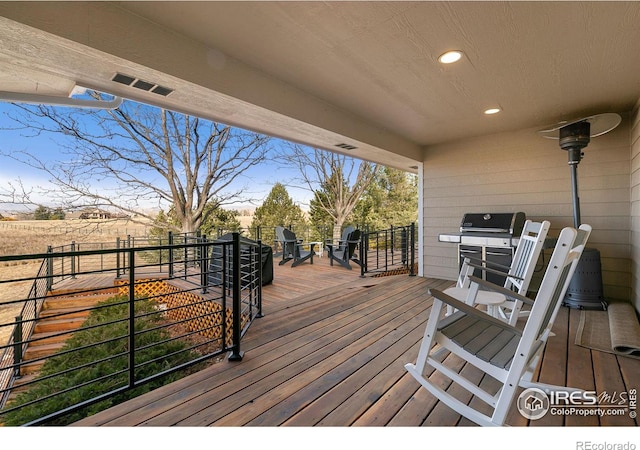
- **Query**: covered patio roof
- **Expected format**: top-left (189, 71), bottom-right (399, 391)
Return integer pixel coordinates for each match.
top-left (1, 2), bottom-right (640, 171)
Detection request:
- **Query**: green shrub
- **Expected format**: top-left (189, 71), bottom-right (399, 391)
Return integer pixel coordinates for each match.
top-left (2, 295), bottom-right (204, 426)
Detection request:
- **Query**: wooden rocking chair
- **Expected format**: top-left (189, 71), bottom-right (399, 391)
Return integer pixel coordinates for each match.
top-left (405, 224), bottom-right (591, 426)
top-left (445, 220), bottom-right (551, 325)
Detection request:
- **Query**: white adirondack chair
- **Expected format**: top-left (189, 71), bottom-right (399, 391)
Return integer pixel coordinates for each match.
top-left (405, 224), bottom-right (591, 426)
top-left (445, 220), bottom-right (551, 325)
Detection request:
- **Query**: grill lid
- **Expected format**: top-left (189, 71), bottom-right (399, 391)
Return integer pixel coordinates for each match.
top-left (460, 212), bottom-right (526, 235)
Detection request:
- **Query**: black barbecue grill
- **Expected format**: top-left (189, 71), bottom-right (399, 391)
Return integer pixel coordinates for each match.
top-left (439, 212), bottom-right (526, 285)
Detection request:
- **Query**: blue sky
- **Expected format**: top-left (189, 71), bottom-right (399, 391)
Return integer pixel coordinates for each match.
top-left (0, 101), bottom-right (313, 213)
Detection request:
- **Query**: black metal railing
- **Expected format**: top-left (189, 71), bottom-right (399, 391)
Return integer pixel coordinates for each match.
top-left (0, 232), bottom-right (262, 425)
top-left (359, 223), bottom-right (416, 277)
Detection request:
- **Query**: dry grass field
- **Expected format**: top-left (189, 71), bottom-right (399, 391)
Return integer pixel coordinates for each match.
top-left (0, 219), bottom-right (152, 344)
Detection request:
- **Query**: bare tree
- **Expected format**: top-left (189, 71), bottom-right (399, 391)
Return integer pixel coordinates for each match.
top-left (0, 179), bottom-right (34, 208)
top-left (1, 94), bottom-right (271, 233)
top-left (282, 144), bottom-right (380, 240)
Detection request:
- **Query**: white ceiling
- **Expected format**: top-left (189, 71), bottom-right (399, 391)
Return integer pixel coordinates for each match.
top-left (1, 1), bottom-right (640, 172)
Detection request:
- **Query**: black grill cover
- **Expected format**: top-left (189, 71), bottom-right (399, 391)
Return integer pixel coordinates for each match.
top-left (209, 233), bottom-right (273, 287)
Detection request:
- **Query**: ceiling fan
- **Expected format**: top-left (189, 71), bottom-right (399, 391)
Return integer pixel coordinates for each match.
top-left (538, 112), bottom-right (622, 228)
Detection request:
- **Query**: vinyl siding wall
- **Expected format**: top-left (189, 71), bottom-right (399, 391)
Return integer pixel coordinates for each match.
top-left (422, 117), bottom-right (632, 305)
top-left (631, 99), bottom-right (640, 312)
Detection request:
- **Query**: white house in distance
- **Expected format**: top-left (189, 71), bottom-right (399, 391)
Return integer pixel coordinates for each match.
top-left (78, 208), bottom-right (113, 220)
top-left (0, 2), bottom-right (639, 313)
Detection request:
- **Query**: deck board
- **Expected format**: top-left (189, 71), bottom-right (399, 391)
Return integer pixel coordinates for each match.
top-left (68, 255), bottom-right (638, 428)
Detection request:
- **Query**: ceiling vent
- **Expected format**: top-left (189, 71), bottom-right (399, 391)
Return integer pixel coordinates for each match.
top-left (335, 143), bottom-right (357, 151)
top-left (111, 73), bottom-right (174, 97)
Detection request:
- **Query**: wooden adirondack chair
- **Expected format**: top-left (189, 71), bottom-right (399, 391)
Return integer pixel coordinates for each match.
top-left (405, 224), bottom-right (591, 426)
top-left (324, 226), bottom-right (353, 254)
top-left (326, 228), bottom-right (361, 270)
top-left (278, 228), bottom-right (315, 267)
top-left (275, 226), bottom-right (294, 265)
top-left (445, 220), bottom-right (551, 325)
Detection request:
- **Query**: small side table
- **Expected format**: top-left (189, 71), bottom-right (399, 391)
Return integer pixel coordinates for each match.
top-left (308, 241), bottom-right (323, 257)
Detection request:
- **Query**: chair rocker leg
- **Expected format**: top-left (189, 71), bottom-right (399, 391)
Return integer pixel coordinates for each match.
top-left (404, 362), bottom-right (502, 427)
top-left (519, 380), bottom-right (585, 395)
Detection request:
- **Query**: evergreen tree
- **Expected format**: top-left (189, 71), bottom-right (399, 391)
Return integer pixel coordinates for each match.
top-left (51, 207), bottom-right (66, 220)
top-left (351, 167), bottom-right (418, 231)
top-left (249, 183), bottom-right (306, 245)
top-left (33, 205), bottom-right (51, 220)
top-left (381, 168), bottom-right (418, 226)
top-left (282, 144), bottom-right (379, 240)
top-left (149, 203), bottom-right (241, 239)
top-left (199, 204), bottom-right (241, 238)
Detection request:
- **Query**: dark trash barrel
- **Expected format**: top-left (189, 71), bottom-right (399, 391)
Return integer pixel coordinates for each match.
top-left (562, 247), bottom-right (606, 310)
top-left (209, 233), bottom-right (273, 287)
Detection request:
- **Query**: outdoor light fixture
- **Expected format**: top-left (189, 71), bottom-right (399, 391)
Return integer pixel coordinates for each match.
top-left (438, 50), bottom-right (463, 64)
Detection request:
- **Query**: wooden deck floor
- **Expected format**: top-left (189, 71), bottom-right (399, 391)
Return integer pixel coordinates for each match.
top-left (70, 255), bottom-right (639, 428)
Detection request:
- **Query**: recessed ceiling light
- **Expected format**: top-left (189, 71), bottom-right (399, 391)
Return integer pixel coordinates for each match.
top-left (438, 50), bottom-right (463, 64)
top-left (484, 108), bottom-right (501, 115)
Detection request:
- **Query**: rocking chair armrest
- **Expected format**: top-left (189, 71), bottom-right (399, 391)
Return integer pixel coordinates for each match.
top-left (466, 276), bottom-right (534, 305)
top-left (428, 288), bottom-right (521, 334)
top-left (465, 261), bottom-right (525, 281)
top-left (463, 256), bottom-right (509, 271)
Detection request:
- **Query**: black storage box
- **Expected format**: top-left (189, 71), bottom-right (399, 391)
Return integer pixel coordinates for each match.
top-left (209, 233), bottom-right (273, 287)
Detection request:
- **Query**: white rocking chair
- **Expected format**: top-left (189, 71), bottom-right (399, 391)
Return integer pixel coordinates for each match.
top-left (405, 224), bottom-right (591, 426)
top-left (445, 219), bottom-right (551, 325)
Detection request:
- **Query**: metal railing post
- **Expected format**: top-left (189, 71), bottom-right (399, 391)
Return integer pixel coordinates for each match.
top-left (13, 316), bottom-right (22, 377)
top-left (46, 246), bottom-right (53, 292)
top-left (183, 234), bottom-right (188, 275)
top-left (167, 232), bottom-right (174, 278)
top-left (257, 240), bottom-right (264, 318)
top-left (410, 222), bottom-right (416, 276)
top-left (70, 241), bottom-right (77, 278)
top-left (384, 229), bottom-right (389, 272)
top-left (228, 232), bottom-right (244, 361)
top-left (201, 235), bottom-right (208, 294)
top-left (128, 248), bottom-right (136, 388)
top-left (359, 232), bottom-right (366, 278)
top-left (196, 231), bottom-right (202, 265)
top-left (115, 237), bottom-right (121, 278)
top-left (126, 235), bottom-right (132, 274)
top-left (390, 225), bottom-right (395, 254)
